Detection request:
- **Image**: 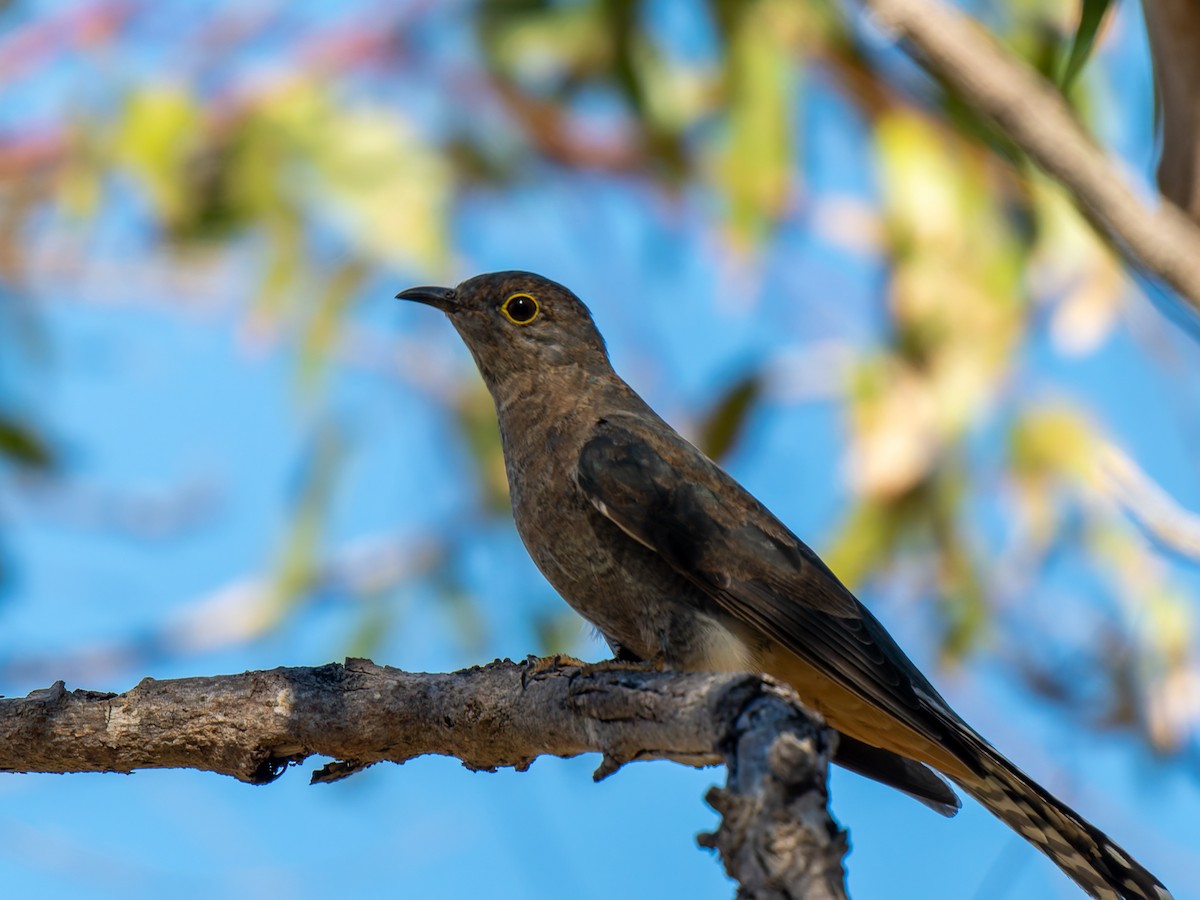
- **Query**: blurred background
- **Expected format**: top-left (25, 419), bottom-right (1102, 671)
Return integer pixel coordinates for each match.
top-left (1, 0), bottom-right (1198, 897)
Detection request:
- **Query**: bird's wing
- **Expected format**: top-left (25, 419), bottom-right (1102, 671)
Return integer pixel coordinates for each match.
top-left (576, 423), bottom-right (970, 758)
top-left (578, 423), bottom-right (1175, 899)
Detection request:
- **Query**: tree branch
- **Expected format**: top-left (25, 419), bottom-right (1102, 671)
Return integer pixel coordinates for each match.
top-left (858, 0), bottom-right (1200, 313)
top-left (1143, 0), bottom-right (1200, 219)
top-left (0, 658), bottom-right (847, 899)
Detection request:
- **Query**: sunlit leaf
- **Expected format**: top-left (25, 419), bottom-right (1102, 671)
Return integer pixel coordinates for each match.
top-left (631, 35), bottom-right (713, 135)
top-left (1027, 174), bottom-right (1123, 355)
top-left (480, 0), bottom-right (611, 90)
top-left (713, 0), bottom-right (796, 247)
top-left (306, 105), bottom-right (451, 267)
top-left (255, 84), bottom-right (451, 267)
top-left (844, 356), bottom-right (938, 498)
top-left (1009, 409), bottom-right (1094, 481)
top-left (112, 85), bottom-right (201, 227)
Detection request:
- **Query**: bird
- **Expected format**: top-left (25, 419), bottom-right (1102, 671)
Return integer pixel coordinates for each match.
top-left (398, 270), bottom-right (1172, 900)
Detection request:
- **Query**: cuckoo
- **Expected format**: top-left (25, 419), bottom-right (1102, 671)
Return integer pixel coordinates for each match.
top-left (398, 270), bottom-right (1171, 900)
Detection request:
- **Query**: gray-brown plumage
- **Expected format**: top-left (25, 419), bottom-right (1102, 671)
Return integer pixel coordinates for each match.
top-left (398, 270), bottom-right (1171, 900)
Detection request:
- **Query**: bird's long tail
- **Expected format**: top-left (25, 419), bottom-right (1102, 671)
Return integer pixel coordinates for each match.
top-left (949, 744), bottom-right (1171, 900)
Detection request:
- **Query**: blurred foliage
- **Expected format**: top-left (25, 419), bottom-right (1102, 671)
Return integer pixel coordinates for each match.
top-left (0, 0), bottom-right (1196, 761)
top-left (697, 373), bottom-right (761, 461)
top-left (1059, 0), bottom-right (1115, 93)
top-left (0, 409), bottom-right (51, 590)
top-left (0, 414), bottom-right (53, 472)
top-left (457, 382), bottom-right (513, 515)
top-left (270, 423), bottom-right (346, 624)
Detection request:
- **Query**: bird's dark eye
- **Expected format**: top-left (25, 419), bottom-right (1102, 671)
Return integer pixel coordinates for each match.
top-left (500, 292), bottom-right (540, 325)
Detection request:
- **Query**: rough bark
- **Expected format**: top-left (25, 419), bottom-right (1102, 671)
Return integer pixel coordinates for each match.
top-left (701, 691), bottom-right (849, 900)
top-left (0, 657), bottom-right (847, 899)
top-left (858, 0), bottom-right (1200, 313)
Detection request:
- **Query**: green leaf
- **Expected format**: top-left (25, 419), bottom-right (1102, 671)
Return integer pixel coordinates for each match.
top-left (534, 608), bottom-right (585, 656)
top-left (435, 574), bottom-right (489, 656)
top-left (112, 86), bottom-right (201, 227)
top-left (929, 467), bottom-right (986, 663)
top-left (270, 425), bottom-right (344, 614)
top-left (298, 259), bottom-right (368, 391)
top-left (1059, 0), bottom-right (1114, 93)
top-left (0, 414), bottom-right (54, 470)
top-left (715, 0), bottom-right (795, 247)
top-left (344, 591), bottom-right (391, 659)
top-left (822, 498), bottom-right (903, 589)
top-left (697, 373), bottom-right (761, 461)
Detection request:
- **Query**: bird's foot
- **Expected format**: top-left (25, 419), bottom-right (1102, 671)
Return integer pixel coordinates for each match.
top-left (521, 653), bottom-right (589, 686)
top-left (590, 656), bottom-right (664, 673)
top-left (519, 654), bottom-right (665, 688)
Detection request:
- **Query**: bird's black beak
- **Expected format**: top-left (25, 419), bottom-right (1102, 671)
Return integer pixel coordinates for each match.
top-left (396, 285), bottom-right (456, 311)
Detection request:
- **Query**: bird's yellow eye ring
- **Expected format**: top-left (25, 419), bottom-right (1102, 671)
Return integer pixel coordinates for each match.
top-left (500, 292), bottom-right (540, 325)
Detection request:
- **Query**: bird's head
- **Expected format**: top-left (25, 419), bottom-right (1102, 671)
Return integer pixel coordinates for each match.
top-left (397, 271), bottom-right (610, 390)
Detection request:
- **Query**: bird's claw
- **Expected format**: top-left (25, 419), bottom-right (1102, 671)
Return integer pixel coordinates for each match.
top-left (521, 653), bottom-right (587, 687)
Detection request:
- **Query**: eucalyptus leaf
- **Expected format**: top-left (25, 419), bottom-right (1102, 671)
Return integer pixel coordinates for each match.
top-left (1060, 0), bottom-right (1114, 93)
top-left (0, 414), bottom-right (53, 471)
top-left (697, 373), bottom-right (761, 461)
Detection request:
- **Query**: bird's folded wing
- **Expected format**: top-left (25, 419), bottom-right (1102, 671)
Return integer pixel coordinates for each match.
top-left (576, 425), bottom-right (972, 760)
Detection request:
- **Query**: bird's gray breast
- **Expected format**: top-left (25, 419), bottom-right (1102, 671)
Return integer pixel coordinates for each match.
top-left (496, 396), bottom-right (749, 668)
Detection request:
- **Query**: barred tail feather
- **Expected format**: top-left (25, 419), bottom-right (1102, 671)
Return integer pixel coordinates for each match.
top-left (950, 747), bottom-right (1172, 900)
